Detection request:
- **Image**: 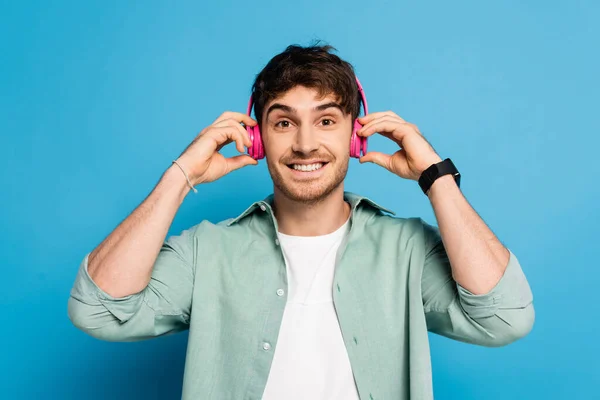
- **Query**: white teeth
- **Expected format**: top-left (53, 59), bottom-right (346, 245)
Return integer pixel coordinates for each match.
top-left (292, 163), bottom-right (323, 172)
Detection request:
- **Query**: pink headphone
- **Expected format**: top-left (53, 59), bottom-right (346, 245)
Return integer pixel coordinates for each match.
top-left (245, 77), bottom-right (369, 160)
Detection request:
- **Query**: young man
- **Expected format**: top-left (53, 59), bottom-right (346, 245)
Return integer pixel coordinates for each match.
top-left (68, 44), bottom-right (535, 400)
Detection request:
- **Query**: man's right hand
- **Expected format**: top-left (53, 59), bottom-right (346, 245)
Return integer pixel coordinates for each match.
top-left (175, 111), bottom-right (259, 185)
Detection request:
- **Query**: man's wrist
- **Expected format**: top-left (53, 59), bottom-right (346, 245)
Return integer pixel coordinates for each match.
top-left (426, 174), bottom-right (458, 198)
top-left (161, 164), bottom-right (193, 201)
top-left (418, 156), bottom-right (444, 177)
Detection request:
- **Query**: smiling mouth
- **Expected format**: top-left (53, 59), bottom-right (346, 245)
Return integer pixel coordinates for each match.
top-left (287, 162), bottom-right (328, 172)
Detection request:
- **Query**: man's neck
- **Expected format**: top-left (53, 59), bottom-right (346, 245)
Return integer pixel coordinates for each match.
top-left (272, 186), bottom-right (351, 237)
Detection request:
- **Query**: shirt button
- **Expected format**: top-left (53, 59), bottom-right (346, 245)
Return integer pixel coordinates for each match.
top-left (275, 238), bottom-right (280, 246)
top-left (276, 289), bottom-right (285, 296)
top-left (260, 204), bottom-right (266, 211)
top-left (262, 342), bottom-right (271, 351)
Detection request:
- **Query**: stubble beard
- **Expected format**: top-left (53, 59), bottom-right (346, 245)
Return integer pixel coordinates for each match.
top-left (267, 155), bottom-right (349, 206)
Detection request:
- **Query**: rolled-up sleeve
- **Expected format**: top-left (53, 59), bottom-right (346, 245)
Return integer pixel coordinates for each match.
top-left (420, 219), bottom-right (535, 347)
top-left (67, 226), bottom-right (198, 342)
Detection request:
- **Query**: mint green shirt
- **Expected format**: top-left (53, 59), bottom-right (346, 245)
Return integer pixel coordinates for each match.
top-left (67, 192), bottom-right (535, 400)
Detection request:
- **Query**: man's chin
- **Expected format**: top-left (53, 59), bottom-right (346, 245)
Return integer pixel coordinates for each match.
top-left (276, 181), bottom-right (340, 204)
top-left (269, 161), bottom-right (348, 204)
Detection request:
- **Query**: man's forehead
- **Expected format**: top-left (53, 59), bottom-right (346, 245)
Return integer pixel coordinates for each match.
top-left (266, 85), bottom-right (340, 108)
top-left (262, 91), bottom-right (348, 122)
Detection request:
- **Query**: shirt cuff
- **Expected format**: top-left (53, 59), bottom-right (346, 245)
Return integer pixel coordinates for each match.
top-left (456, 249), bottom-right (534, 319)
top-left (69, 253), bottom-right (145, 323)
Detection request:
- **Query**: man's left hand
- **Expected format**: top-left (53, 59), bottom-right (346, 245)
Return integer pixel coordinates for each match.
top-left (357, 111), bottom-right (443, 181)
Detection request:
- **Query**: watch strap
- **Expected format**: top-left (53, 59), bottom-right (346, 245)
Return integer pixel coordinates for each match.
top-left (418, 158), bottom-right (461, 195)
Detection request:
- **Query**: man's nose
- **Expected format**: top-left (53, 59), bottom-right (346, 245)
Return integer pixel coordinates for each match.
top-left (291, 124), bottom-right (319, 154)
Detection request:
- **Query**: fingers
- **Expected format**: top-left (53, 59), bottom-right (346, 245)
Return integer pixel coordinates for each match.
top-left (226, 154), bottom-right (258, 172)
top-left (208, 126), bottom-right (249, 153)
top-left (358, 111), bottom-right (405, 125)
top-left (359, 151), bottom-right (392, 170)
top-left (357, 118), bottom-right (411, 141)
top-left (212, 118), bottom-right (253, 148)
top-left (206, 111), bottom-right (257, 153)
top-left (205, 117), bottom-right (253, 153)
top-left (212, 111), bottom-right (257, 127)
top-left (216, 138), bottom-right (233, 152)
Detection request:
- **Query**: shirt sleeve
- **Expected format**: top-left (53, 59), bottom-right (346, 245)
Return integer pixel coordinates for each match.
top-left (419, 218), bottom-right (535, 347)
top-left (67, 225), bottom-right (198, 342)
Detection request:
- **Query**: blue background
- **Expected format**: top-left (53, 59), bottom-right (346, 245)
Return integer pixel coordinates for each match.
top-left (1, 1), bottom-right (598, 399)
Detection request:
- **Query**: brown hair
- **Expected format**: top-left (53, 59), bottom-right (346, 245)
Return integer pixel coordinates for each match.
top-left (250, 41), bottom-right (361, 128)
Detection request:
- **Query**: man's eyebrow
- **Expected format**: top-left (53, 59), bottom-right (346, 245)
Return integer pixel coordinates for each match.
top-left (265, 102), bottom-right (344, 118)
top-left (314, 102), bottom-right (344, 113)
top-left (265, 103), bottom-right (295, 119)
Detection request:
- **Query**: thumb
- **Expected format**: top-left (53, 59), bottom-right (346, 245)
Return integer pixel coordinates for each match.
top-left (359, 151), bottom-right (391, 170)
top-left (226, 154), bottom-right (259, 172)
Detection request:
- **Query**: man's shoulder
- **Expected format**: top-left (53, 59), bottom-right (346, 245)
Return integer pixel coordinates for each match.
top-left (356, 204), bottom-right (422, 228)
top-left (216, 217), bottom-right (236, 227)
top-left (179, 212), bottom-right (262, 237)
top-left (356, 208), bottom-right (436, 249)
top-left (181, 217), bottom-right (239, 235)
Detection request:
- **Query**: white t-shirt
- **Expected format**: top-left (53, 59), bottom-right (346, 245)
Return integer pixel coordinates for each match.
top-left (262, 216), bottom-right (360, 400)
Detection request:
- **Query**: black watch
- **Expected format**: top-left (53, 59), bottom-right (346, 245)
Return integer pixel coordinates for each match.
top-left (418, 158), bottom-right (461, 195)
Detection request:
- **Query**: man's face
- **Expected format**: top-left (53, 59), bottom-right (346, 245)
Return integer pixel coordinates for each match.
top-left (261, 85), bottom-right (353, 204)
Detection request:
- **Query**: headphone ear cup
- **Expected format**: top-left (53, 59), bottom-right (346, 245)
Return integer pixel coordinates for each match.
top-left (254, 125), bottom-right (264, 159)
top-left (350, 119), bottom-right (366, 158)
top-left (247, 125), bottom-right (265, 160)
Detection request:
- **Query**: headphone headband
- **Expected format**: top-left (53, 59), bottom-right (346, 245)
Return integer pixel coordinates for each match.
top-left (355, 77), bottom-right (368, 116)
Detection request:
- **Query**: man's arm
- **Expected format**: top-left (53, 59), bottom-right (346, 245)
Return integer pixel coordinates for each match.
top-left (354, 109), bottom-right (534, 345)
top-left (86, 165), bottom-right (190, 298)
top-left (426, 174), bottom-right (509, 295)
top-left (67, 165), bottom-right (197, 341)
top-left (421, 175), bottom-right (535, 346)
top-left (67, 111), bottom-right (258, 342)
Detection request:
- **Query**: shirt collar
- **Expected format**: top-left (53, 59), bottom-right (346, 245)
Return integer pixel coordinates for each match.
top-left (226, 191), bottom-right (395, 227)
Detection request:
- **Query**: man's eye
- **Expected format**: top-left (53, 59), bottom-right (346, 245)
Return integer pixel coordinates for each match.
top-left (321, 119), bottom-right (334, 126)
top-left (275, 120), bottom-right (291, 128)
